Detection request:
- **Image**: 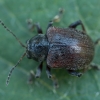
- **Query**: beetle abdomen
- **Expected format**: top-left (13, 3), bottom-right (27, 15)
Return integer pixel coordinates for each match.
top-left (46, 27), bottom-right (94, 70)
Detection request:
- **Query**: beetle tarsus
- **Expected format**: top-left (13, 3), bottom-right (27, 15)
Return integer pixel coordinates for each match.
top-left (28, 70), bottom-right (35, 84)
top-left (26, 19), bottom-right (34, 31)
top-left (27, 19), bottom-right (43, 34)
top-left (68, 70), bottom-right (83, 77)
top-left (51, 75), bottom-right (59, 88)
top-left (52, 8), bottom-right (64, 23)
top-left (46, 65), bottom-right (52, 78)
top-left (35, 62), bottom-right (43, 78)
top-left (90, 63), bottom-right (100, 70)
top-left (46, 66), bottom-right (59, 88)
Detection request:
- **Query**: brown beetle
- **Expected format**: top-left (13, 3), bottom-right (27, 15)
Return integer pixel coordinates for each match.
top-left (0, 10), bottom-right (100, 87)
top-left (26, 20), bottom-right (99, 80)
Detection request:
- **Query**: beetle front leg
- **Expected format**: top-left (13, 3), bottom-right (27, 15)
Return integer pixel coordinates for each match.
top-left (27, 19), bottom-right (43, 34)
top-left (46, 65), bottom-right (59, 88)
top-left (34, 23), bottom-right (43, 34)
top-left (68, 20), bottom-right (86, 32)
top-left (28, 62), bottom-right (43, 83)
top-left (68, 70), bottom-right (83, 77)
top-left (35, 62), bottom-right (43, 78)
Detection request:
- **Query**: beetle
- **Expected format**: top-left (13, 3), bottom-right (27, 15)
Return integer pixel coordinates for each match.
top-left (0, 13), bottom-right (100, 87)
top-left (26, 20), bottom-right (100, 80)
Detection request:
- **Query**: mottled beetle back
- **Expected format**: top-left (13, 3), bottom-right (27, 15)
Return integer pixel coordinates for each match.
top-left (46, 27), bottom-right (94, 70)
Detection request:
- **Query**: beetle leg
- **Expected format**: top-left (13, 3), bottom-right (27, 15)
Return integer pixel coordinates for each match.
top-left (52, 8), bottom-right (64, 23)
top-left (27, 19), bottom-right (43, 34)
top-left (68, 70), bottom-right (83, 77)
top-left (90, 63), bottom-right (100, 70)
top-left (28, 70), bottom-right (35, 84)
top-left (26, 19), bottom-right (33, 31)
top-left (94, 38), bottom-right (100, 45)
top-left (28, 62), bottom-right (43, 83)
top-left (35, 62), bottom-right (43, 78)
top-left (47, 21), bottom-right (53, 29)
top-left (46, 65), bottom-right (52, 78)
top-left (51, 75), bottom-right (59, 88)
top-left (68, 20), bottom-right (86, 32)
top-left (46, 65), bottom-right (59, 88)
top-left (34, 23), bottom-right (43, 34)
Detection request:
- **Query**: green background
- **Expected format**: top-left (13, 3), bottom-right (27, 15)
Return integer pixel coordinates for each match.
top-left (0, 0), bottom-right (100, 100)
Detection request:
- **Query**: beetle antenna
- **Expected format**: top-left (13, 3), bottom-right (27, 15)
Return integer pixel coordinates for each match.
top-left (0, 20), bottom-right (26, 48)
top-left (6, 52), bottom-right (26, 85)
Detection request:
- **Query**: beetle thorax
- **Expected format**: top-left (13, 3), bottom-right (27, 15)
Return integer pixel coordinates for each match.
top-left (26, 34), bottom-right (49, 62)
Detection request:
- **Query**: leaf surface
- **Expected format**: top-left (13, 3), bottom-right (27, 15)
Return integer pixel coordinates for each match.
top-left (0, 0), bottom-right (100, 100)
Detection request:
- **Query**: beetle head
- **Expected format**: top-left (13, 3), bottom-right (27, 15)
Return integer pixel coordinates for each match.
top-left (0, 20), bottom-right (50, 85)
top-left (26, 34), bottom-right (49, 62)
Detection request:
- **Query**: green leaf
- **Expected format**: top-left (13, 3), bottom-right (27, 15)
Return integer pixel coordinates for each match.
top-left (0, 0), bottom-right (100, 100)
